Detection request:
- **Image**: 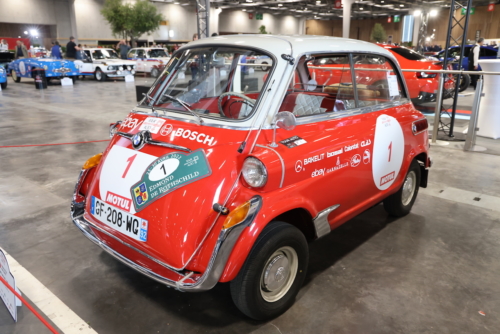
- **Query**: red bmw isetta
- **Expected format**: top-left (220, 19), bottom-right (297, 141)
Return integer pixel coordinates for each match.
top-left (71, 35), bottom-right (431, 320)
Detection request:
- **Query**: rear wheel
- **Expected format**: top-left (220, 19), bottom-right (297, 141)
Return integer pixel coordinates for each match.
top-left (11, 70), bottom-right (20, 83)
top-left (383, 160), bottom-right (421, 217)
top-left (95, 68), bottom-right (106, 82)
top-left (261, 62), bottom-right (269, 72)
top-left (230, 221), bottom-right (308, 320)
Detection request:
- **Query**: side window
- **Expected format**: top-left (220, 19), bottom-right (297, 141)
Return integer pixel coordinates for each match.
top-left (137, 49), bottom-right (145, 58)
top-left (278, 54), bottom-right (356, 118)
top-left (127, 50), bottom-right (136, 59)
top-left (482, 48), bottom-right (497, 57)
top-left (463, 47), bottom-right (471, 57)
top-left (352, 54), bottom-right (404, 107)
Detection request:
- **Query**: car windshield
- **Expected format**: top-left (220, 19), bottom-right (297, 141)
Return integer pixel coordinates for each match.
top-left (148, 49), bottom-right (168, 58)
top-left (91, 49), bottom-right (119, 60)
top-left (142, 46), bottom-right (274, 121)
top-left (390, 47), bottom-right (427, 61)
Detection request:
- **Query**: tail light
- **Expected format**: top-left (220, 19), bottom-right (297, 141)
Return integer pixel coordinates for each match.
top-left (412, 118), bottom-right (428, 135)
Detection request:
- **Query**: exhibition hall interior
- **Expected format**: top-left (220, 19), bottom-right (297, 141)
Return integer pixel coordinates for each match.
top-left (1, 0), bottom-right (500, 333)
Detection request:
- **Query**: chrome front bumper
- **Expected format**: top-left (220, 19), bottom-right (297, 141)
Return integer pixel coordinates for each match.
top-left (70, 191), bottom-right (261, 292)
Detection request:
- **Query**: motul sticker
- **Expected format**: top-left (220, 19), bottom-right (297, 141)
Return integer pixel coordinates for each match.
top-left (130, 149), bottom-right (212, 211)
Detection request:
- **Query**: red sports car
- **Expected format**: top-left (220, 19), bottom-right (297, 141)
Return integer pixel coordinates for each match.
top-left (377, 44), bottom-right (455, 104)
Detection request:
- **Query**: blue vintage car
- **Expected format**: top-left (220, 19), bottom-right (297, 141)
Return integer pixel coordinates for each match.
top-left (0, 65), bottom-right (7, 89)
top-left (436, 45), bottom-right (499, 71)
top-left (8, 58), bottom-right (88, 83)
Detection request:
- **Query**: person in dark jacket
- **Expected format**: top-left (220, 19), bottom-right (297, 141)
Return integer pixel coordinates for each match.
top-left (66, 36), bottom-right (77, 59)
top-left (51, 41), bottom-right (62, 59)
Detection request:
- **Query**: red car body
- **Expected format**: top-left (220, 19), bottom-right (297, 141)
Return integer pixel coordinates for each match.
top-left (377, 44), bottom-right (454, 104)
top-left (71, 36), bottom-right (431, 320)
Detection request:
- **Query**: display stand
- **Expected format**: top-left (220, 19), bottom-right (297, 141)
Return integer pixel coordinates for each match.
top-left (476, 59), bottom-right (500, 139)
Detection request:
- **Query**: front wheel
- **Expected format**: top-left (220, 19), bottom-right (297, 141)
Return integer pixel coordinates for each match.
top-left (1, 81), bottom-right (7, 90)
top-left (94, 68), bottom-right (106, 82)
top-left (230, 221), bottom-right (308, 320)
top-left (458, 73), bottom-right (470, 92)
top-left (261, 62), bottom-right (269, 72)
top-left (151, 68), bottom-right (160, 78)
top-left (383, 160), bottom-right (421, 217)
top-left (11, 70), bottom-right (20, 83)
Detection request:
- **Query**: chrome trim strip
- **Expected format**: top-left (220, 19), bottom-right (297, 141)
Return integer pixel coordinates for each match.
top-left (117, 131), bottom-right (192, 152)
top-left (70, 191), bottom-right (262, 291)
top-left (313, 204), bottom-right (340, 238)
top-left (256, 144), bottom-right (285, 188)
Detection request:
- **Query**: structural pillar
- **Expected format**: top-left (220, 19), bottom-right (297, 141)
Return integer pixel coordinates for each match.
top-left (342, 0), bottom-right (355, 38)
top-left (68, 0), bottom-right (78, 41)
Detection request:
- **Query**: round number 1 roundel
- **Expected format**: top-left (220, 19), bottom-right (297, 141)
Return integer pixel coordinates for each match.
top-left (372, 114), bottom-right (405, 190)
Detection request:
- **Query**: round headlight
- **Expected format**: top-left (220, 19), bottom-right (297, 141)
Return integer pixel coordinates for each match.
top-left (127, 66), bottom-right (131, 70)
top-left (107, 66), bottom-right (113, 70)
top-left (117, 70), bottom-right (122, 75)
top-left (43, 65), bottom-right (48, 70)
top-left (0, 68), bottom-right (4, 73)
top-left (119, 66), bottom-right (124, 71)
top-left (242, 157), bottom-right (267, 188)
top-left (131, 70), bottom-right (135, 74)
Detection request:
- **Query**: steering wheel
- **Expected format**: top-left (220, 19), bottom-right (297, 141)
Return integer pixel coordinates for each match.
top-left (218, 92), bottom-right (256, 118)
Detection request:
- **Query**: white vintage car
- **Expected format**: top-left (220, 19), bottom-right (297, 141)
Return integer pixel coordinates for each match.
top-left (75, 48), bottom-right (136, 81)
top-left (127, 48), bottom-right (170, 77)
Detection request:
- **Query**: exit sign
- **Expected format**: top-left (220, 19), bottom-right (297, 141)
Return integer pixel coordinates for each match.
top-left (256, 13), bottom-right (263, 20)
top-left (461, 7), bottom-right (475, 15)
top-left (393, 15), bottom-right (400, 22)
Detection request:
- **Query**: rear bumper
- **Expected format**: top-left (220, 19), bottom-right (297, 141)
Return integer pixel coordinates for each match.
top-left (71, 181), bottom-right (262, 292)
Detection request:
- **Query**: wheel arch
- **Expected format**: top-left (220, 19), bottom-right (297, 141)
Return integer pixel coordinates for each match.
top-left (219, 201), bottom-right (316, 283)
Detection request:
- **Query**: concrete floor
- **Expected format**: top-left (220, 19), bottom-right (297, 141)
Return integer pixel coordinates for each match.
top-left (1, 76), bottom-right (500, 333)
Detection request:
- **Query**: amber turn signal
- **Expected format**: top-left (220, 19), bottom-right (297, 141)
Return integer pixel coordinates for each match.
top-left (82, 153), bottom-right (103, 170)
top-left (222, 201), bottom-right (251, 229)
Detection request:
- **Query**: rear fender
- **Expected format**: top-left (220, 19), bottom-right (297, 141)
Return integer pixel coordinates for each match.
top-left (219, 195), bottom-right (316, 282)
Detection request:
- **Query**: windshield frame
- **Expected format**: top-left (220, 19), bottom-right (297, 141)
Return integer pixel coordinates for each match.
top-left (139, 44), bottom-right (278, 125)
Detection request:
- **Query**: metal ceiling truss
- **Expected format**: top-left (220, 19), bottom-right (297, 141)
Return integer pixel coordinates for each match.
top-left (196, 0), bottom-right (210, 38)
top-left (437, 0), bottom-right (473, 139)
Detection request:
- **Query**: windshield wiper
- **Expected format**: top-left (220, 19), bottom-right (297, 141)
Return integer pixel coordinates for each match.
top-left (162, 94), bottom-right (204, 125)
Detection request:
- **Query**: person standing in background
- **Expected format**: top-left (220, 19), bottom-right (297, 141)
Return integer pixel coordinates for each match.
top-left (0, 39), bottom-right (9, 51)
top-left (116, 40), bottom-right (130, 60)
top-left (15, 40), bottom-right (28, 59)
top-left (192, 33), bottom-right (198, 41)
top-left (468, 37), bottom-right (484, 89)
top-left (51, 41), bottom-right (62, 59)
top-left (66, 36), bottom-right (77, 59)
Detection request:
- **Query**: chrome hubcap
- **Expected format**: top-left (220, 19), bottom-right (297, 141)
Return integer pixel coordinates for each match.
top-left (96, 71), bottom-right (101, 80)
top-left (260, 246), bottom-right (298, 303)
top-left (12, 71), bottom-right (17, 81)
top-left (402, 171), bottom-right (416, 206)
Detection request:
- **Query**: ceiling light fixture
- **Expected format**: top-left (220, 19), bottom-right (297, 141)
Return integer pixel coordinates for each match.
top-left (242, 8), bottom-right (246, 11)
top-left (278, 3), bottom-right (282, 6)
top-left (413, 9), bottom-right (421, 16)
top-left (430, 9), bottom-right (438, 16)
top-left (359, 7), bottom-right (363, 10)
top-left (400, 4), bottom-right (404, 7)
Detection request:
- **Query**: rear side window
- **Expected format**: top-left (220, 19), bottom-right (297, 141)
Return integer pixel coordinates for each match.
top-left (481, 48), bottom-right (497, 57)
top-left (352, 54), bottom-right (404, 107)
top-left (277, 53), bottom-right (406, 119)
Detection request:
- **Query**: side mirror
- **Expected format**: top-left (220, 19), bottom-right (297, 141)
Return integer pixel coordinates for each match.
top-left (269, 111), bottom-right (296, 147)
top-left (275, 111), bottom-right (296, 131)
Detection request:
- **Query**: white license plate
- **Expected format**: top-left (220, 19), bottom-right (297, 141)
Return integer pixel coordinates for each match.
top-left (90, 196), bottom-right (148, 242)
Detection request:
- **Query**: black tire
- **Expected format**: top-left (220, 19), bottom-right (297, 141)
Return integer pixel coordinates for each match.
top-left (230, 221), bottom-right (308, 320)
top-left (383, 160), bottom-right (421, 217)
top-left (95, 68), bottom-right (106, 82)
top-left (458, 73), bottom-right (470, 92)
top-left (72, 76), bottom-right (76, 84)
top-left (261, 62), bottom-right (269, 72)
top-left (1, 81), bottom-right (7, 90)
top-left (11, 70), bottom-right (20, 83)
top-left (151, 68), bottom-right (160, 78)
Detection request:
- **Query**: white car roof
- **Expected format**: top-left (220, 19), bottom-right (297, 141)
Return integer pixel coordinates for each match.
top-left (130, 48), bottom-right (167, 51)
top-left (84, 48), bottom-right (116, 51)
top-left (183, 35), bottom-right (395, 61)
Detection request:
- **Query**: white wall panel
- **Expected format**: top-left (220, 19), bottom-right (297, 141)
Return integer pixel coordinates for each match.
top-left (218, 11), bottom-right (303, 35)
